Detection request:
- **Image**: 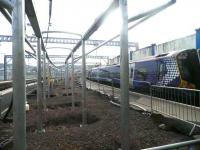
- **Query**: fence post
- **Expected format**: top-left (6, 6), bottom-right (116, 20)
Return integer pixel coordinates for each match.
top-left (112, 79), bottom-right (114, 99)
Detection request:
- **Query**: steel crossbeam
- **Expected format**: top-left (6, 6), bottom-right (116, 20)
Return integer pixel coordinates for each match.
top-left (0, 35), bottom-right (137, 47)
top-left (4, 54), bottom-right (109, 59)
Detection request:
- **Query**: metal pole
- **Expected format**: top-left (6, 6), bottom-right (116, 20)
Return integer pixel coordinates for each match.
top-left (37, 37), bottom-right (43, 132)
top-left (82, 40), bottom-right (87, 124)
top-left (90, 78), bottom-right (91, 89)
top-left (142, 139), bottom-right (200, 150)
top-left (119, 0), bottom-right (129, 149)
top-left (71, 52), bottom-right (75, 109)
top-left (4, 55), bottom-right (7, 81)
top-left (65, 61), bottom-right (69, 95)
top-left (12, 0), bottom-right (26, 149)
top-left (65, 64), bottom-right (67, 90)
top-left (47, 62), bottom-right (50, 98)
top-left (43, 51), bottom-right (47, 109)
top-left (112, 79), bottom-right (114, 98)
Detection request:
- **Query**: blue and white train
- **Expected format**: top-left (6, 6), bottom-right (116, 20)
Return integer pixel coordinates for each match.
top-left (88, 49), bottom-right (200, 91)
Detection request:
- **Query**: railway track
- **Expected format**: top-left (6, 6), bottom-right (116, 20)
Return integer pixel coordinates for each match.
top-left (0, 79), bottom-right (37, 91)
top-left (0, 79), bottom-right (37, 118)
top-left (0, 79), bottom-right (37, 149)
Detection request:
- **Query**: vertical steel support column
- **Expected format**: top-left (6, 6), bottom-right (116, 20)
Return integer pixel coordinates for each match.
top-left (47, 62), bottom-right (50, 98)
top-left (196, 28), bottom-right (200, 49)
top-left (112, 79), bottom-right (114, 98)
top-left (43, 51), bottom-right (47, 109)
top-left (82, 40), bottom-right (87, 124)
top-left (119, 0), bottom-right (130, 149)
top-left (12, 0), bottom-right (26, 149)
top-left (71, 52), bottom-right (75, 109)
top-left (65, 61), bottom-right (69, 94)
top-left (37, 38), bottom-right (43, 132)
top-left (4, 55), bottom-right (7, 81)
top-left (64, 64), bottom-right (67, 90)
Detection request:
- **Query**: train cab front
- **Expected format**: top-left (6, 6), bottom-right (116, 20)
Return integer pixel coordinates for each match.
top-left (176, 49), bottom-right (200, 89)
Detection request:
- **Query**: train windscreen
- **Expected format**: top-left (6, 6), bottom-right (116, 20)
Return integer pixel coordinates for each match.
top-left (177, 49), bottom-right (200, 89)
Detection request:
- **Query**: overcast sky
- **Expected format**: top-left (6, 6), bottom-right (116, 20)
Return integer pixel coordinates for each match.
top-left (0, 0), bottom-right (200, 64)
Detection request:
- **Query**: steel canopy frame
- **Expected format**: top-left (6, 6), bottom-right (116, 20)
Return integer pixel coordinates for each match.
top-left (0, 34), bottom-right (137, 47)
top-left (66, 0), bottom-right (119, 61)
top-left (0, 6), bottom-right (36, 54)
top-left (65, 2), bottom-right (120, 120)
top-left (65, 0), bottom-right (176, 149)
top-left (128, 0), bottom-right (176, 23)
top-left (73, 0), bottom-right (176, 62)
top-left (42, 31), bottom-right (82, 111)
top-left (24, 0), bottom-right (58, 68)
top-left (42, 30), bottom-right (82, 38)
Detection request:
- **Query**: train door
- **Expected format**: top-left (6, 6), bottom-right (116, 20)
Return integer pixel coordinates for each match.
top-left (158, 61), bottom-right (166, 81)
top-left (129, 63), bottom-right (135, 88)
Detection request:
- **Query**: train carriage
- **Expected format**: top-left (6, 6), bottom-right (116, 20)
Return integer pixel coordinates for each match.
top-left (88, 49), bottom-right (200, 91)
top-left (88, 49), bottom-right (200, 106)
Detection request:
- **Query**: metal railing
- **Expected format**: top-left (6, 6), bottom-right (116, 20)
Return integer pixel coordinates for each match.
top-left (87, 78), bottom-right (200, 129)
top-left (86, 79), bottom-right (200, 149)
top-left (151, 85), bottom-right (200, 124)
top-left (87, 79), bottom-right (200, 124)
top-left (142, 138), bottom-right (200, 150)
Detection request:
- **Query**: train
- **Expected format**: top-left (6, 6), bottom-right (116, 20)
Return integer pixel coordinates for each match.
top-left (87, 49), bottom-right (200, 93)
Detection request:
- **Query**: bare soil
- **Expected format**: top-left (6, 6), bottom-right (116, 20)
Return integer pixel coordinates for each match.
top-left (1, 84), bottom-right (191, 150)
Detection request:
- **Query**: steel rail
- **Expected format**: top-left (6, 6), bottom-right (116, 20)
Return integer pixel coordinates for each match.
top-left (142, 139), bottom-right (200, 150)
